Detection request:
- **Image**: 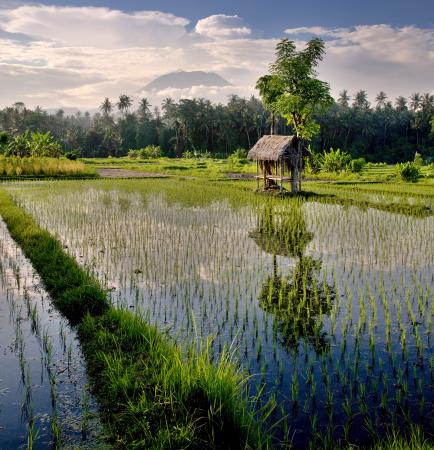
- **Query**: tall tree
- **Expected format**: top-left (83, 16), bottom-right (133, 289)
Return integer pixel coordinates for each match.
top-left (117, 95), bottom-right (132, 117)
top-left (375, 91), bottom-right (388, 109)
top-left (338, 90), bottom-right (350, 108)
top-left (267, 38), bottom-right (333, 193)
top-left (353, 90), bottom-right (370, 110)
top-left (100, 98), bottom-right (113, 116)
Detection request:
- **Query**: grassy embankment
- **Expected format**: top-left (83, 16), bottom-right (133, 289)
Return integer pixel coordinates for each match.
top-left (0, 188), bottom-right (268, 449)
top-left (0, 156), bottom-right (98, 179)
top-left (82, 156), bottom-right (434, 183)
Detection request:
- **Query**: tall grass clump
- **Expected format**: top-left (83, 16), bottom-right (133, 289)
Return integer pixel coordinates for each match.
top-left (80, 310), bottom-right (267, 448)
top-left (0, 156), bottom-right (95, 178)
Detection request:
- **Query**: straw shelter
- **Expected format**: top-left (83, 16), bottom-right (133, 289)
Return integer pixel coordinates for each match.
top-left (247, 135), bottom-right (308, 192)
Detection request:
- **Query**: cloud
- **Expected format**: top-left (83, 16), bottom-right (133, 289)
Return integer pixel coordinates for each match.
top-left (284, 25), bottom-right (434, 100)
top-left (0, 5), bottom-right (190, 48)
top-left (0, 5), bottom-right (432, 110)
top-left (195, 15), bottom-right (251, 39)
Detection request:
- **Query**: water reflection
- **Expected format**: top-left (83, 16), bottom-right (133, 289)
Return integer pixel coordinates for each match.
top-left (250, 203), bottom-right (333, 353)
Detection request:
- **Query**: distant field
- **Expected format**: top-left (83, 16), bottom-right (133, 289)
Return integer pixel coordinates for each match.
top-left (81, 156), bottom-right (434, 184)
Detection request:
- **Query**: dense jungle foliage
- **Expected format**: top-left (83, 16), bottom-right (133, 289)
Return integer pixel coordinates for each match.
top-left (1, 91), bottom-right (433, 162)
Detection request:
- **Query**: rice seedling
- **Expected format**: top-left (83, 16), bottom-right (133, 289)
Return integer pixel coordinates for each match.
top-left (0, 213), bottom-right (104, 448)
top-left (0, 178), bottom-right (432, 448)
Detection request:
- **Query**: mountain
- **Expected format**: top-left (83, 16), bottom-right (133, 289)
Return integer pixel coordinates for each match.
top-left (144, 71), bottom-right (230, 91)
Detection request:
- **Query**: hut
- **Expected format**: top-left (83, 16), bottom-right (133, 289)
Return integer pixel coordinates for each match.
top-left (247, 135), bottom-right (309, 193)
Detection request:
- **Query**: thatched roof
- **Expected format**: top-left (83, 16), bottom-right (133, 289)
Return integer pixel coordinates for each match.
top-left (247, 135), bottom-right (297, 161)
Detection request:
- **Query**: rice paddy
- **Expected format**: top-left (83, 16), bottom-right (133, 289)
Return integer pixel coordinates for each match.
top-left (3, 178), bottom-right (433, 448)
top-left (0, 217), bottom-right (102, 449)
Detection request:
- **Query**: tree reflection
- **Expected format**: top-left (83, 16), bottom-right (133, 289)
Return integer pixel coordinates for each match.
top-left (250, 202), bottom-right (333, 353)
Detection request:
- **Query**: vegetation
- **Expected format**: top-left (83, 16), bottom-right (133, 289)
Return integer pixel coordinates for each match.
top-left (0, 156), bottom-right (95, 178)
top-left (4, 178), bottom-right (432, 448)
top-left (128, 145), bottom-right (162, 159)
top-left (256, 38), bottom-right (333, 192)
top-left (1, 131), bottom-right (62, 157)
top-left (396, 161), bottom-right (422, 182)
top-left (0, 188), bottom-right (267, 449)
top-left (1, 90), bottom-right (433, 162)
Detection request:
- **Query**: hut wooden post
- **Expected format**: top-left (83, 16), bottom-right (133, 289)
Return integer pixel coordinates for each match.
top-left (256, 161), bottom-right (259, 190)
top-left (280, 161), bottom-right (283, 193)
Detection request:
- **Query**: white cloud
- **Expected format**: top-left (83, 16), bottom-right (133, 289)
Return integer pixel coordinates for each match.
top-left (310, 25), bottom-right (434, 100)
top-left (0, 5), bottom-right (190, 48)
top-left (195, 15), bottom-right (251, 39)
top-left (0, 5), bottom-right (432, 110)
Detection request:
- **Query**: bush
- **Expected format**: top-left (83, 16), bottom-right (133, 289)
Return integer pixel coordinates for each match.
top-left (182, 150), bottom-right (194, 158)
top-left (128, 146), bottom-right (162, 159)
top-left (0, 131), bottom-right (8, 150)
top-left (228, 148), bottom-right (248, 166)
top-left (320, 148), bottom-right (351, 173)
top-left (350, 157), bottom-right (366, 173)
top-left (65, 150), bottom-right (79, 160)
top-left (128, 149), bottom-right (140, 159)
top-left (305, 149), bottom-right (323, 174)
top-left (424, 163), bottom-right (434, 178)
top-left (139, 145), bottom-right (162, 159)
top-left (233, 148), bottom-right (247, 159)
top-left (414, 152), bottom-right (424, 167)
top-left (5, 131), bottom-right (62, 157)
top-left (396, 162), bottom-right (422, 182)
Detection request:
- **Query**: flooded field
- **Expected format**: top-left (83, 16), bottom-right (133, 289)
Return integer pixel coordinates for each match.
top-left (0, 218), bottom-right (102, 449)
top-left (3, 179), bottom-right (434, 448)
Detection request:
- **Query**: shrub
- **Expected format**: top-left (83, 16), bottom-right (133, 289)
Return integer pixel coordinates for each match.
top-left (305, 149), bottom-right (323, 174)
top-left (424, 163), bottom-right (434, 178)
top-left (0, 131), bottom-right (8, 150)
top-left (198, 150), bottom-right (212, 159)
top-left (233, 148), bottom-right (247, 159)
top-left (182, 150), bottom-right (194, 158)
top-left (128, 149), bottom-right (140, 159)
top-left (350, 157), bottom-right (366, 173)
top-left (320, 148), bottom-right (351, 173)
top-left (396, 162), bottom-right (422, 182)
top-left (414, 152), bottom-right (424, 167)
top-left (139, 145), bottom-right (162, 159)
top-left (228, 148), bottom-right (248, 166)
top-left (6, 131), bottom-right (62, 157)
top-left (65, 150), bottom-right (79, 160)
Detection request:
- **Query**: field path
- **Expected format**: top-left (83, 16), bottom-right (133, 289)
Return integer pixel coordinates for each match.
top-left (97, 168), bottom-right (170, 178)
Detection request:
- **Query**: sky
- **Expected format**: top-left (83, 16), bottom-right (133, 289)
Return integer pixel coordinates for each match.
top-left (0, 0), bottom-right (433, 110)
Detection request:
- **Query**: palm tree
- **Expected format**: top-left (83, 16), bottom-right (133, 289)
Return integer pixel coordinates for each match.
top-left (410, 93), bottom-right (421, 112)
top-left (353, 90), bottom-right (370, 110)
top-left (338, 89), bottom-right (350, 107)
top-left (138, 98), bottom-right (152, 121)
top-left (100, 98), bottom-right (113, 116)
top-left (117, 95), bottom-right (132, 117)
top-left (375, 91), bottom-right (387, 109)
top-left (421, 93), bottom-right (434, 114)
top-left (395, 96), bottom-right (408, 112)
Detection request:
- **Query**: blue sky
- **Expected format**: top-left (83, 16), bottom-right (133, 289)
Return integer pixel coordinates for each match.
top-left (20, 0), bottom-right (434, 31)
top-left (0, 1), bottom-right (433, 109)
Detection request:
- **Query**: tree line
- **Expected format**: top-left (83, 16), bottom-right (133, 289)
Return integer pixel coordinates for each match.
top-left (1, 91), bottom-right (433, 162)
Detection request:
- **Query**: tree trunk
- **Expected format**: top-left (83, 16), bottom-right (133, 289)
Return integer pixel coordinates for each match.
top-left (271, 113), bottom-right (276, 135)
top-left (290, 140), bottom-right (302, 194)
top-left (291, 164), bottom-right (299, 194)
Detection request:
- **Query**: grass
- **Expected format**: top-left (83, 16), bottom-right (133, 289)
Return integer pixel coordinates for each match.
top-left (367, 426), bottom-right (434, 450)
top-left (0, 187), bottom-right (268, 449)
top-left (82, 156), bottom-right (434, 184)
top-left (0, 156), bottom-right (97, 178)
top-left (1, 176), bottom-right (433, 449)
